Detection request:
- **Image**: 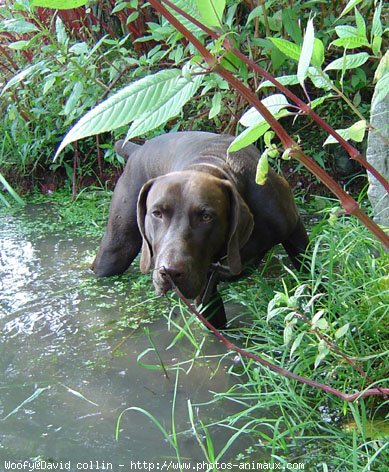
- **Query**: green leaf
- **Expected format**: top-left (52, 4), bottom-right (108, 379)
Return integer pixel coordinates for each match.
top-left (55, 17), bottom-right (68, 46)
top-left (229, 109), bottom-right (290, 153)
top-left (284, 321), bottom-right (296, 346)
top-left (264, 130), bottom-right (275, 147)
top-left (282, 8), bottom-right (302, 45)
top-left (255, 152), bottom-right (269, 185)
top-left (0, 174), bottom-right (25, 205)
top-left (324, 52), bottom-right (369, 71)
top-left (332, 36), bottom-right (370, 49)
top-left (8, 40), bottom-right (31, 50)
top-left (228, 122), bottom-right (271, 153)
top-left (259, 75), bottom-right (299, 89)
top-left (196, 0), bottom-right (226, 28)
top-left (335, 25), bottom-right (359, 39)
top-left (372, 74), bottom-right (389, 108)
top-left (290, 332), bottom-right (305, 358)
top-left (0, 18), bottom-right (39, 34)
top-left (246, 6), bottom-right (261, 25)
top-left (55, 69), bottom-right (184, 159)
top-left (2, 387), bottom-right (50, 421)
top-left (268, 37), bottom-right (301, 61)
top-left (313, 318), bottom-right (329, 330)
top-left (312, 38), bottom-right (324, 68)
top-left (209, 91), bottom-right (221, 119)
top-left (371, 36), bottom-right (382, 57)
top-left (314, 339), bottom-right (329, 368)
top-left (335, 323), bottom-right (350, 339)
top-left (333, 23), bottom-right (368, 49)
top-left (167, 0), bottom-right (204, 37)
top-left (354, 8), bottom-right (366, 38)
top-left (348, 119), bottom-right (367, 141)
top-left (1, 61), bottom-right (45, 96)
top-left (312, 309), bottom-right (325, 325)
top-left (31, 0), bottom-right (89, 8)
top-left (125, 73), bottom-right (202, 140)
top-left (323, 120), bottom-right (367, 145)
top-left (338, 0), bottom-right (363, 19)
top-left (63, 81), bottom-right (84, 117)
top-left (298, 18), bottom-right (315, 87)
top-left (371, 1), bottom-right (383, 40)
top-left (308, 67), bottom-right (333, 90)
top-left (239, 94), bottom-right (289, 127)
top-left (310, 94), bottom-right (334, 109)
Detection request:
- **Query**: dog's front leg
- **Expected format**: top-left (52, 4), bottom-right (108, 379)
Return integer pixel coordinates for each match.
top-left (196, 271), bottom-right (227, 329)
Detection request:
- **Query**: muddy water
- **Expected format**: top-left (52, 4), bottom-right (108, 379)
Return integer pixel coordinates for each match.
top-left (0, 205), bottom-right (258, 470)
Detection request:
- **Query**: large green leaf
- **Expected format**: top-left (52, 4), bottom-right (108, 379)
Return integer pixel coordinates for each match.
top-left (239, 94), bottom-right (289, 127)
top-left (31, 0), bottom-right (88, 8)
top-left (1, 61), bottom-right (45, 96)
top-left (125, 73), bottom-right (203, 140)
top-left (54, 69), bottom-right (184, 159)
top-left (308, 67), bottom-right (333, 91)
top-left (228, 121), bottom-right (272, 153)
top-left (229, 109), bottom-right (290, 153)
top-left (196, 0), bottom-right (226, 28)
top-left (259, 75), bottom-right (299, 89)
top-left (167, 0), bottom-right (204, 37)
top-left (0, 18), bottom-right (39, 34)
top-left (324, 52), bottom-right (369, 71)
top-left (297, 18), bottom-right (315, 87)
top-left (268, 38), bottom-right (301, 61)
top-left (0, 174), bottom-right (24, 206)
top-left (312, 38), bottom-right (325, 68)
top-left (338, 0), bottom-right (363, 19)
top-left (372, 73), bottom-right (389, 108)
top-left (323, 120), bottom-right (367, 145)
top-left (332, 36), bottom-right (370, 49)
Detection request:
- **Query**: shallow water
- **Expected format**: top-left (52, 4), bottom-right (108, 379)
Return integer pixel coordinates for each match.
top-left (0, 205), bottom-right (260, 470)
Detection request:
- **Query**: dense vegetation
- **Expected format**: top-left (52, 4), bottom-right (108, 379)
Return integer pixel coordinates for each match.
top-left (1, 0), bottom-right (388, 470)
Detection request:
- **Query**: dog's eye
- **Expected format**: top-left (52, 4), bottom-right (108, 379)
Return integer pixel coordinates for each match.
top-left (152, 209), bottom-right (163, 219)
top-left (200, 212), bottom-right (213, 223)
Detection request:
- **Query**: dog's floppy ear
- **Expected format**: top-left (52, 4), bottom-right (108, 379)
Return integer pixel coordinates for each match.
top-left (137, 178), bottom-right (156, 273)
top-left (221, 180), bottom-right (254, 275)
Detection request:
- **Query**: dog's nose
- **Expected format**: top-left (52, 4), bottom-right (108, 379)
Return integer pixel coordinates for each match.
top-left (159, 265), bottom-right (184, 284)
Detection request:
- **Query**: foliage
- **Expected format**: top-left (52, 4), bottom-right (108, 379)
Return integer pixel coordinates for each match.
top-left (114, 196), bottom-right (388, 469)
top-left (1, 0), bottom-right (387, 199)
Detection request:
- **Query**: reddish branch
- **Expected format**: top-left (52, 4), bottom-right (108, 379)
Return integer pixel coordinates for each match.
top-left (161, 0), bottom-right (389, 193)
top-left (148, 0), bottom-right (389, 251)
top-left (173, 284), bottom-right (388, 402)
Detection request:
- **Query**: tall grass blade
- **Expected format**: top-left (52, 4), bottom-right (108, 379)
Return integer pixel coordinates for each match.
top-left (0, 173), bottom-right (24, 206)
top-left (2, 386), bottom-right (50, 421)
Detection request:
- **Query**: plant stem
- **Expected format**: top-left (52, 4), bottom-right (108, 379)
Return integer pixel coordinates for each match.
top-left (149, 0), bottom-right (389, 251)
top-left (172, 282), bottom-right (389, 402)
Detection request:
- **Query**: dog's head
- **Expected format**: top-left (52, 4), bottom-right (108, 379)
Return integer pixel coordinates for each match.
top-left (137, 171), bottom-right (254, 299)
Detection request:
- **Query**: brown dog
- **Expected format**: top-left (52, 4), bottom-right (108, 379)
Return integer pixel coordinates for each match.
top-left (92, 131), bottom-right (309, 328)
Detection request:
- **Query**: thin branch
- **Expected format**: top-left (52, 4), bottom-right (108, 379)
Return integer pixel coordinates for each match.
top-left (160, 0), bottom-right (389, 193)
top-left (148, 0), bottom-right (389, 251)
top-left (172, 283), bottom-right (388, 402)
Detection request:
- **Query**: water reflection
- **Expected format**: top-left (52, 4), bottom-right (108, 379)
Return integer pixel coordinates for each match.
top-left (0, 205), bottom-right (255, 468)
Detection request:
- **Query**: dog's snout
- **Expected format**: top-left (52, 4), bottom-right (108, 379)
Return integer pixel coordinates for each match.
top-left (159, 265), bottom-right (184, 284)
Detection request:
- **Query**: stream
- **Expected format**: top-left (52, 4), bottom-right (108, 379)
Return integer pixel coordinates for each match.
top-left (0, 204), bottom-right (260, 470)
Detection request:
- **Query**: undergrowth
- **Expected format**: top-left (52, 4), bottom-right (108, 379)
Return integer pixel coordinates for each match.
top-left (120, 197), bottom-right (388, 471)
